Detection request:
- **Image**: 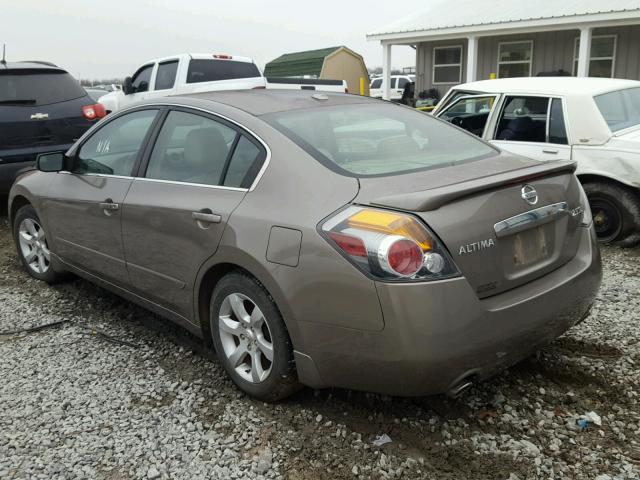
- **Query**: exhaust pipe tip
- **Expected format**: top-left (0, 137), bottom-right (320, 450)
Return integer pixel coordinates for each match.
top-left (447, 380), bottom-right (474, 399)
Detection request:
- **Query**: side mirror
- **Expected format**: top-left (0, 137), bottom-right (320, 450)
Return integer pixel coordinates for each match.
top-left (123, 76), bottom-right (133, 95)
top-left (36, 152), bottom-right (65, 172)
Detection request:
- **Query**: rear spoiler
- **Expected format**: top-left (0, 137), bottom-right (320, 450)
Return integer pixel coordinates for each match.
top-left (371, 161), bottom-right (577, 212)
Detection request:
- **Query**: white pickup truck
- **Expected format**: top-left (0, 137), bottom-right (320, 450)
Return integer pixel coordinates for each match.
top-left (99, 53), bottom-right (347, 113)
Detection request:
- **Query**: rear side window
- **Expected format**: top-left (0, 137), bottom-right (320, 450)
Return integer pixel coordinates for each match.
top-left (495, 96), bottom-right (550, 143)
top-left (370, 78), bottom-right (382, 89)
top-left (266, 103), bottom-right (497, 177)
top-left (74, 110), bottom-right (158, 176)
top-left (187, 59), bottom-right (261, 83)
top-left (154, 61), bottom-right (178, 90)
top-left (0, 70), bottom-right (86, 106)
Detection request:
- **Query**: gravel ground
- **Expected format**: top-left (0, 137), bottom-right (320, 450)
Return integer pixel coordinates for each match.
top-left (1, 212), bottom-right (639, 480)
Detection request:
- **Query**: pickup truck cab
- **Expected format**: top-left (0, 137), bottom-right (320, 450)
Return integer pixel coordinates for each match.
top-left (99, 53), bottom-right (265, 113)
top-left (433, 77), bottom-right (640, 246)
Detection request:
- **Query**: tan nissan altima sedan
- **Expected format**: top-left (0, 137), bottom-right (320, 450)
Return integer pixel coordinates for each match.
top-left (8, 90), bottom-right (602, 401)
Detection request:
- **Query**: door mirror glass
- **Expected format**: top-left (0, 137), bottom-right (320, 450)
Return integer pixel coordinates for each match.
top-left (123, 77), bottom-right (133, 95)
top-left (36, 152), bottom-right (65, 172)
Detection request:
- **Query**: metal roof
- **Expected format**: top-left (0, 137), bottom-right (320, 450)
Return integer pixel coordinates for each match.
top-left (368, 0), bottom-right (640, 38)
top-left (449, 77), bottom-right (640, 96)
top-left (263, 47), bottom-right (342, 77)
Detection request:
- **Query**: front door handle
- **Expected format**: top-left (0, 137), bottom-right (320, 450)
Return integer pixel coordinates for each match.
top-left (542, 149), bottom-right (559, 154)
top-left (192, 210), bottom-right (222, 224)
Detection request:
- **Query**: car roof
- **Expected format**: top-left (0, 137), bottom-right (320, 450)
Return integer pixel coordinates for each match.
top-left (164, 89), bottom-right (378, 116)
top-left (453, 77), bottom-right (640, 96)
top-left (0, 61), bottom-right (64, 72)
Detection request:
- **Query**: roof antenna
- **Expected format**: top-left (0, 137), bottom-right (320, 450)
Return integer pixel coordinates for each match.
top-left (1, 44), bottom-right (6, 65)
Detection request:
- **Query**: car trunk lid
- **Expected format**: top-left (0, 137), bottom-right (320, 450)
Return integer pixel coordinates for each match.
top-left (356, 155), bottom-right (584, 298)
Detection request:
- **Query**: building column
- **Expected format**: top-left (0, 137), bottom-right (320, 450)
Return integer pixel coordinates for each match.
top-left (577, 27), bottom-right (593, 77)
top-left (382, 43), bottom-right (391, 100)
top-left (466, 36), bottom-right (478, 83)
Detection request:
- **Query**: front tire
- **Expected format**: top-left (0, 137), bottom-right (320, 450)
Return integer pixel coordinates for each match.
top-left (583, 181), bottom-right (640, 246)
top-left (210, 271), bottom-right (300, 401)
top-left (12, 204), bottom-right (67, 283)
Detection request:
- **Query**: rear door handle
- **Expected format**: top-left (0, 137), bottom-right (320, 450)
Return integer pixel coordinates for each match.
top-left (192, 211), bottom-right (222, 224)
top-left (99, 200), bottom-right (120, 216)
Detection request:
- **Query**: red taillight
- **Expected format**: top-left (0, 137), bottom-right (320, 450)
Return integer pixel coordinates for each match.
top-left (383, 237), bottom-right (423, 277)
top-left (329, 232), bottom-right (367, 257)
top-left (82, 103), bottom-right (106, 121)
top-left (213, 54), bottom-right (233, 60)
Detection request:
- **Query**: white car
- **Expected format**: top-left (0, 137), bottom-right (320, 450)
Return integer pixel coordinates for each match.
top-left (433, 77), bottom-right (640, 246)
top-left (370, 75), bottom-right (414, 101)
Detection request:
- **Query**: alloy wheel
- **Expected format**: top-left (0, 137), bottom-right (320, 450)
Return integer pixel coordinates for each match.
top-left (218, 292), bottom-right (274, 383)
top-left (18, 218), bottom-right (51, 274)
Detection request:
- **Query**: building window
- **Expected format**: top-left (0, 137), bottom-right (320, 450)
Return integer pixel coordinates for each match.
top-left (432, 45), bottom-right (462, 85)
top-left (573, 35), bottom-right (617, 78)
top-left (497, 41), bottom-right (533, 78)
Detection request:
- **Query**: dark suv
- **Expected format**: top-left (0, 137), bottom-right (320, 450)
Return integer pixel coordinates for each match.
top-left (0, 62), bottom-right (98, 194)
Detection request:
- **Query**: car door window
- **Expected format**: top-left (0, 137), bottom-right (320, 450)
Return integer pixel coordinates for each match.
top-left (145, 110), bottom-right (238, 186)
top-left (73, 110), bottom-right (158, 176)
top-left (398, 78), bottom-right (409, 89)
top-left (548, 98), bottom-right (568, 145)
top-left (154, 60), bottom-right (178, 91)
top-left (391, 78), bottom-right (397, 89)
top-left (132, 64), bottom-right (153, 93)
top-left (494, 96), bottom-right (550, 143)
top-left (438, 95), bottom-right (497, 137)
top-left (371, 78), bottom-right (382, 89)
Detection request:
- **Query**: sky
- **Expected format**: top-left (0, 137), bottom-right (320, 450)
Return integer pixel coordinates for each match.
top-left (0, 0), bottom-right (423, 80)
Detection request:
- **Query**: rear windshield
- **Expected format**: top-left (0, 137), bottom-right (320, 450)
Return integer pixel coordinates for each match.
top-left (594, 87), bottom-right (640, 132)
top-left (0, 70), bottom-right (86, 106)
top-left (186, 59), bottom-right (261, 83)
top-left (265, 103), bottom-right (497, 177)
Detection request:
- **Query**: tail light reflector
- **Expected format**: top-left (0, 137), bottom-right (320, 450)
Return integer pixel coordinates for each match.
top-left (82, 103), bottom-right (106, 121)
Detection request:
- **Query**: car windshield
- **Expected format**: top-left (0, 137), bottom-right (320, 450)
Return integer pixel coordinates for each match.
top-left (594, 87), bottom-right (640, 132)
top-left (0, 70), bottom-right (86, 106)
top-left (265, 103), bottom-right (497, 177)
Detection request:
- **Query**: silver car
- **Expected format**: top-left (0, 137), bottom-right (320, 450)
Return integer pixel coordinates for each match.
top-left (9, 91), bottom-right (602, 400)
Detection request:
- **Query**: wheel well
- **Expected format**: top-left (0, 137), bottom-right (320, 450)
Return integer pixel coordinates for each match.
top-left (197, 262), bottom-right (250, 347)
top-left (578, 174), bottom-right (639, 195)
top-left (9, 195), bottom-right (31, 226)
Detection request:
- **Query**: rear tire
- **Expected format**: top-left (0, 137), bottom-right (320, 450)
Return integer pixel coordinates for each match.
top-left (583, 181), bottom-right (640, 246)
top-left (12, 204), bottom-right (67, 283)
top-left (210, 271), bottom-right (301, 401)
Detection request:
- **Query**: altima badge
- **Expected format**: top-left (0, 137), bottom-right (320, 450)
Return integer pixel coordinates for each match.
top-left (521, 185), bottom-right (538, 205)
top-left (458, 238), bottom-right (496, 255)
top-left (30, 113), bottom-right (49, 120)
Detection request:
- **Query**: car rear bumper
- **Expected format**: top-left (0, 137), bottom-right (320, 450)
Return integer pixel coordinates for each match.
top-left (295, 225), bottom-right (602, 396)
top-left (0, 143), bottom-right (72, 193)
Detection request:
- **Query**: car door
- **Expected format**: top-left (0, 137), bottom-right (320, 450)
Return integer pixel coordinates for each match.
top-left (437, 94), bottom-right (500, 138)
top-left (44, 108), bottom-right (160, 284)
top-left (396, 77), bottom-right (409, 99)
top-left (121, 107), bottom-right (267, 317)
top-left (490, 95), bottom-right (572, 161)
